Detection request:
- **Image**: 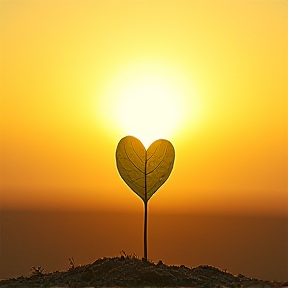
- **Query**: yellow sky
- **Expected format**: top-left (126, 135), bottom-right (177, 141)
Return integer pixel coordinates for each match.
top-left (0, 0), bottom-right (287, 215)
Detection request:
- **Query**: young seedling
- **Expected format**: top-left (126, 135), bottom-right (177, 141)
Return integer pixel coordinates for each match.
top-left (31, 266), bottom-right (44, 276)
top-left (68, 257), bottom-right (75, 271)
top-left (116, 135), bottom-right (175, 261)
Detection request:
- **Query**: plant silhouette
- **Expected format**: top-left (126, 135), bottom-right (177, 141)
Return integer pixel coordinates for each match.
top-left (116, 135), bottom-right (175, 260)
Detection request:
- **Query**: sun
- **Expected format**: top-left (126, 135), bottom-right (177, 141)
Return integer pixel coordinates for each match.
top-left (116, 73), bottom-right (182, 148)
top-left (97, 62), bottom-right (201, 148)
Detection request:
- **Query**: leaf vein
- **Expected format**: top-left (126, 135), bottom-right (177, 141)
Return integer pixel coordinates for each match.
top-left (124, 145), bottom-right (144, 174)
top-left (147, 143), bottom-right (168, 176)
top-left (147, 140), bottom-right (162, 161)
top-left (131, 140), bottom-right (145, 164)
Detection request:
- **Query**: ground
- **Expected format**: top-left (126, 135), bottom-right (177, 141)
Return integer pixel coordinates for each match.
top-left (0, 256), bottom-right (287, 288)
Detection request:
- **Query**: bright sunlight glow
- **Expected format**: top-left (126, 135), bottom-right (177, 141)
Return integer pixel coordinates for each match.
top-left (116, 75), bottom-right (181, 147)
top-left (97, 62), bottom-right (201, 148)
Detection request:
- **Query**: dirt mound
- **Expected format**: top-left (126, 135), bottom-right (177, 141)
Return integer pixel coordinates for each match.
top-left (0, 256), bottom-right (286, 287)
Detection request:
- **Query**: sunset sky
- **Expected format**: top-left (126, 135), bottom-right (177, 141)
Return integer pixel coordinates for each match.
top-left (1, 0), bottom-right (287, 215)
top-left (0, 0), bottom-right (287, 281)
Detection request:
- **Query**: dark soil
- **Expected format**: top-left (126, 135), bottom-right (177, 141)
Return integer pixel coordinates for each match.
top-left (0, 256), bottom-right (287, 288)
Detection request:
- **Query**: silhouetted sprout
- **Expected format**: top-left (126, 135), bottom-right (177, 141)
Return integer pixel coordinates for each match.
top-left (116, 135), bottom-right (175, 261)
top-left (68, 257), bottom-right (75, 271)
top-left (31, 266), bottom-right (44, 276)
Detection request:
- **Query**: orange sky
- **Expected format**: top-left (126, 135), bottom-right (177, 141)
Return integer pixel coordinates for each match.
top-left (0, 0), bottom-right (287, 216)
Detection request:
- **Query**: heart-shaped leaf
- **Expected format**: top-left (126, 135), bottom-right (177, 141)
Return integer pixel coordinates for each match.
top-left (116, 136), bottom-right (175, 202)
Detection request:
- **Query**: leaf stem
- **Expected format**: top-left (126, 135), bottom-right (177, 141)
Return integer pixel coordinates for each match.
top-left (144, 147), bottom-right (148, 261)
top-left (144, 200), bottom-right (148, 261)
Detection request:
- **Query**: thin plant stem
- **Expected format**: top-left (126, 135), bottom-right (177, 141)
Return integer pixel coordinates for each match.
top-left (144, 200), bottom-right (148, 261)
top-left (144, 148), bottom-right (148, 261)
